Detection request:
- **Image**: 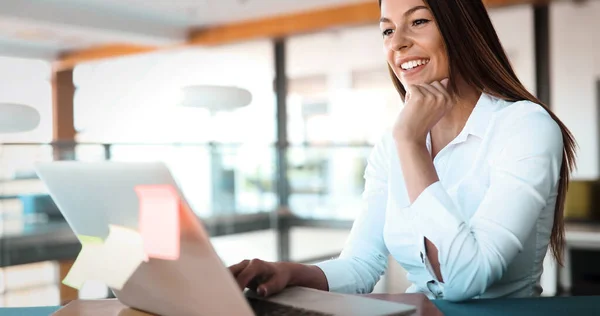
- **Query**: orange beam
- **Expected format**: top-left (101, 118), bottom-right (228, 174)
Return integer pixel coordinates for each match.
top-left (54, 0), bottom-right (549, 70)
top-left (188, 0), bottom-right (548, 46)
top-left (189, 2), bottom-right (380, 45)
top-left (55, 44), bottom-right (158, 71)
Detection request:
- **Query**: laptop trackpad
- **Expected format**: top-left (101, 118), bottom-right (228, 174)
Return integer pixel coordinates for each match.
top-left (262, 287), bottom-right (415, 316)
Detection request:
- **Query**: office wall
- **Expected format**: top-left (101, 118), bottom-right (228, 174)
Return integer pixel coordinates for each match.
top-left (551, 1), bottom-right (600, 180)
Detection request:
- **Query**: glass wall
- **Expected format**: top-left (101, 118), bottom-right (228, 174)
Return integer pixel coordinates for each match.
top-left (286, 26), bottom-right (401, 219)
top-left (73, 40), bottom-right (278, 218)
top-left (0, 57), bottom-right (58, 307)
top-left (0, 56), bottom-right (54, 222)
top-left (73, 41), bottom-right (277, 145)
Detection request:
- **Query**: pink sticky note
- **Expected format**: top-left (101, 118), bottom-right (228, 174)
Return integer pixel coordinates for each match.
top-left (135, 185), bottom-right (181, 261)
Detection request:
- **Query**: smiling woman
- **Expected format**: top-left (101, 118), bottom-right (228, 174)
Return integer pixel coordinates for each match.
top-left (376, 0), bottom-right (575, 268)
top-left (227, 0), bottom-right (577, 302)
top-left (379, 3), bottom-right (447, 89)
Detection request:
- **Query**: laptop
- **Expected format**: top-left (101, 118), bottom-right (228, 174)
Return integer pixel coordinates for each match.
top-left (36, 161), bottom-right (416, 316)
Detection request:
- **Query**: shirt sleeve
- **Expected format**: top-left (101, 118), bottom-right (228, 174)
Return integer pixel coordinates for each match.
top-left (315, 136), bottom-right (391, 294)
top-left (408, 110), bottom-right (564, 302)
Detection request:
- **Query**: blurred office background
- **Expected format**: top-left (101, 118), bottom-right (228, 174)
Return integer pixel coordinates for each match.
top-left (0, 0), bottom-right (599, 307)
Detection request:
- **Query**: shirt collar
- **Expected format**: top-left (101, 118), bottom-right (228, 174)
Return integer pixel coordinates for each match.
top-left (464, 92), bottom-right (497, 140)
top-left (425, 92), bottom-right (497, 149)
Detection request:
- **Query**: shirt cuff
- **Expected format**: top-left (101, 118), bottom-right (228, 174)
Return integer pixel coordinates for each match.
top-left (314, 260), bottom-right (355, 294)
top-left (410, 181), bottom-right (464, 265)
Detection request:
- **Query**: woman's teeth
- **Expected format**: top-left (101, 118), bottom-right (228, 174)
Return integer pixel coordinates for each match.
top-left (401, 59), bottom-right (430, 70)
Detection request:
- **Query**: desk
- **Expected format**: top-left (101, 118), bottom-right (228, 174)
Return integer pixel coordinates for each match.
top-left (0, 294), bottom-right (597, 316)
top-left (31, 295), bottom-right (441, 316)
top-left (432, 296), bottom-right (600, 316)
top-left (0, 306), bottom-right (60, 316)
top-left (369, 294), bottom-right (600, 316)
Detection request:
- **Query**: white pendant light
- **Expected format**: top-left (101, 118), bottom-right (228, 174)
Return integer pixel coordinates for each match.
top-left (178, 85), bottom-right (252, 113)
top-left (0, 103), bottom-right (40, 133)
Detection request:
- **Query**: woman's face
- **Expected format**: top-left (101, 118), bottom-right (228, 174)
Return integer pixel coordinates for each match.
top-left (380, 0), bottom-right (449, 87)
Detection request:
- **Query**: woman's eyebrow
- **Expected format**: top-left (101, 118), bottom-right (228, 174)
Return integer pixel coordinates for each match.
top-left (379, 5), bottom-right (429, 23)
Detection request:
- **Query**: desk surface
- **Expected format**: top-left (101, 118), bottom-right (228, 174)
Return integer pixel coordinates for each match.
top-left (369, 294), bottom-right (600, 316)
top-left (433, 295), bottom-right (600, 316)
top-left (1, 295), bottom-right (598, 316)
top-left (30, 296), bottom-right (440, 316)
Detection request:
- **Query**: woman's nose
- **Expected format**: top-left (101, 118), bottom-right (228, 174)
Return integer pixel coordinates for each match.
top-left (391, 31), bottom-right (411, 51)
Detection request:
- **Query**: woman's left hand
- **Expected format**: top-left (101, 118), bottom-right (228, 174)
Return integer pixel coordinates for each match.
top-left (393, 78), bottom-right (452, 144)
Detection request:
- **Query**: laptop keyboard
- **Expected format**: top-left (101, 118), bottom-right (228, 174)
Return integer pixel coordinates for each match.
top-left (247, 297), bottom-right (334, 316)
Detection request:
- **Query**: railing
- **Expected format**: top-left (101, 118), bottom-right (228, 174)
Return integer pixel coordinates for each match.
top-left (0, 141), bottom-right (374, 221)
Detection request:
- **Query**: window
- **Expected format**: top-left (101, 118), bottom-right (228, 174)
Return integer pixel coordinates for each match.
top-left (73, 40), bottom-right (278, 216)
top-left (286, 26), bottom-right (400, 218)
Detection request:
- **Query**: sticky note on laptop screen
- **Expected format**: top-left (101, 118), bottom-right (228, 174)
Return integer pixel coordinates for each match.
top-left (63, 227), bottom-right (146, 291)
top-left (100, 225), bottom-right (147, 290)
top-left (62, 235), bottom-right (104, 290)
top-left (135, 185), bottom-right (181, 261)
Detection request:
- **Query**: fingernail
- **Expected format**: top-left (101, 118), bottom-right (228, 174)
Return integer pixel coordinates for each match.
top-left (441, 78), bottom-right (449, 87)
top-left (257, 287), bottom-right (266, 296)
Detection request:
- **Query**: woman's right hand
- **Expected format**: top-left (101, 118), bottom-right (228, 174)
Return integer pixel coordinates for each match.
top-left (228, 259), bottom-right (293, 297)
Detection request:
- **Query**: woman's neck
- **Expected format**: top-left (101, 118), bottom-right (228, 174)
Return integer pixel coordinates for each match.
top-left (430, 83), bottom-right (481, 157)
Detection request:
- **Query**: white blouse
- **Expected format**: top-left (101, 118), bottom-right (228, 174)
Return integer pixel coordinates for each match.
top-left (316, 93), bottom-right (564, 302)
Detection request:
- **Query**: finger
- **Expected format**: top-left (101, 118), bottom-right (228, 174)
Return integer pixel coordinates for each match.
top-left (405, 84), bottom-right (423, 102)
top-left (441, 78), bottom-right (449, 88)
top-left (417, 83), bottom-right (442, 102)
top-left (257, 276), bottom-right (286, 297)
top-left (406, 84), bottom-right (423, 96)
top-left (229, 260), bottom-right (250, 277)
top-left (417, 83), bottom-right (437, 95)
top-left (429, 81), bottom-right (451, 100)
top-left (236, 260), bottom-right (271, 291)
top-left (421, 81), bottom-right (451, 105)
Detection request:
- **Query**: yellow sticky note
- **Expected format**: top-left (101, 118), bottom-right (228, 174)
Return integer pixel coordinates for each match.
top-left (77, 235), bottom-right (104, 245)
top-left (62, 236), bottom-right (104, 290)
top-left (99, 225), bottom-right (147, 290)
top-left (62, 225), bottom-right (146, 291)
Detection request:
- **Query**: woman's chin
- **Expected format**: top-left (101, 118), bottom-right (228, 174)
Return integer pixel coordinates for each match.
top-left (400, 78), bottom-right (428, 87)
top-left (400, 76), bottom-right (447, 87)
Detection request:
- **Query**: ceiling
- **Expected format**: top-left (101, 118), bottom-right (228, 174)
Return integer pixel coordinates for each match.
top-left (0, 0), bottom-right (371, 61)
top-left (104, 0), bottom-right (372, 26)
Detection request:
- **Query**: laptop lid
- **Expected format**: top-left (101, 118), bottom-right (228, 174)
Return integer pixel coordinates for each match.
top-left (35, 161), bottom-right (178, 240)
top-left (36, 161), bottom-right (255, 316)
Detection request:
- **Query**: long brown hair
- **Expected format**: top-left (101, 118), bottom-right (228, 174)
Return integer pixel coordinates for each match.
top-left (378, 0), bottom-right (577, 265)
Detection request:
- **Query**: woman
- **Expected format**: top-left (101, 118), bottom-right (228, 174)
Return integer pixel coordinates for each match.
top-left (229, 0), bottom-right (576, 302)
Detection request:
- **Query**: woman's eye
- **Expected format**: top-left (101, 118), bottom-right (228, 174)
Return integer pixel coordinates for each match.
top-left (382, 29), bottom-right (394, 36)
top-left (412, 19), bottom-right (430, 26)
